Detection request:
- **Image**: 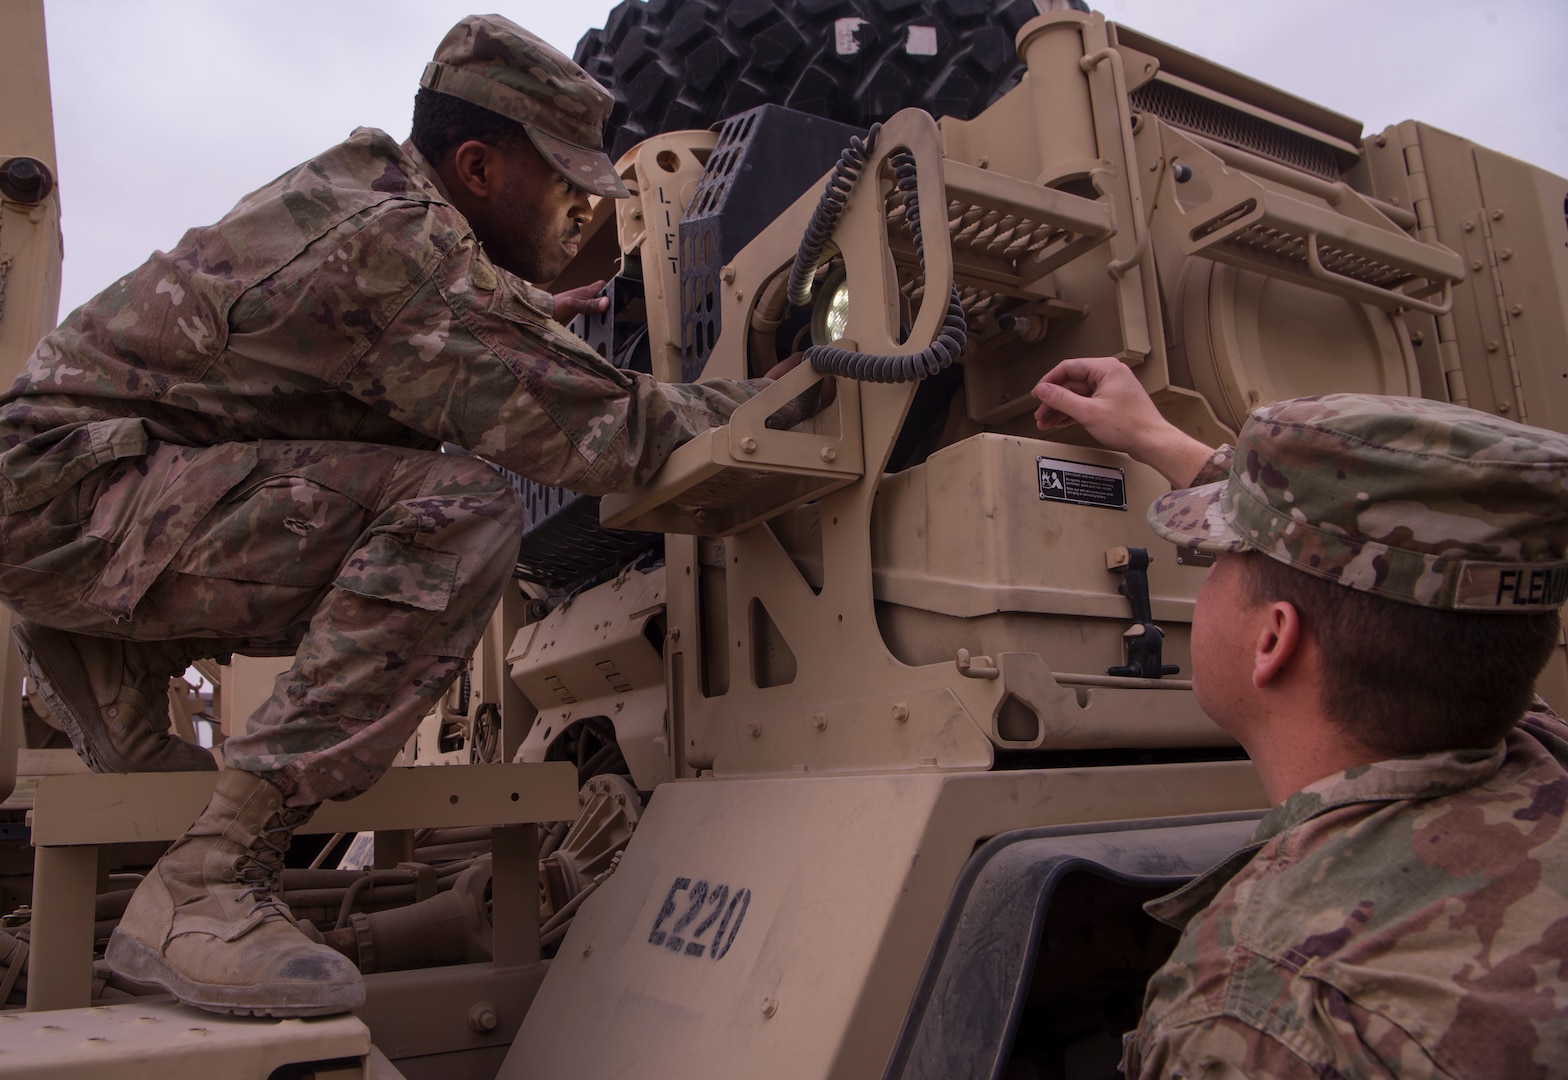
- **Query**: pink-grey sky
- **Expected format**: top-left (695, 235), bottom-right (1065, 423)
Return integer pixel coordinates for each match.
top-left (40, 0), bottom-right (1567, 318)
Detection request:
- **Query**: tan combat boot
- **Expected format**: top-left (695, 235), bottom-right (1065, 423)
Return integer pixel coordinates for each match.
top-left (12, 621), bottom-right (216, 773)
top-left (106, 768), bottom-right (365, 1016)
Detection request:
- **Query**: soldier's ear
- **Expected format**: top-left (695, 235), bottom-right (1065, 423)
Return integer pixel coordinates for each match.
top-left (1252, 600), bottom-right (1302, 689)
top-left (448, 140), bottom-right (502, 200)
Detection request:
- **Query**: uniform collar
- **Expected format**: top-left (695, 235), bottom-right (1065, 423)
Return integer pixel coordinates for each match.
top-left (1144, 738), bottom-right (1510, 929)
top-left (400, 139), bottom-right (455, 204)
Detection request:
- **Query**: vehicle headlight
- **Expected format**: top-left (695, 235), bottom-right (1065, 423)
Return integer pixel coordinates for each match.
top-left (809, 266), bottom-right (850, 346)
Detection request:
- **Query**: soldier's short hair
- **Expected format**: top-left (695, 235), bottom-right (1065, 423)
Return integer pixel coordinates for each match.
top-left (1240, 551), bottom-right (1560, 754)
top-left (409, 87), bottom-right (529, 168)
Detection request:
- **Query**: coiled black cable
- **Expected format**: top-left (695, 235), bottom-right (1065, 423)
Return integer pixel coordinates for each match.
top-left (794, 140), bottom-right (967, 383)
top-left (787, 123), bottom-right (881, 309)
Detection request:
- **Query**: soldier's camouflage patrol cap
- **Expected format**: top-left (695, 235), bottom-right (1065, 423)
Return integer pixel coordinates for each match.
top-left (1148, 394), bottom-right (1568, 612)
top-left (421, 14), bottom-right (630, 199)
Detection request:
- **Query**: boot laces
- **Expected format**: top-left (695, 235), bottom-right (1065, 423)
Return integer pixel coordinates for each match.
top-left (233, 806), bottom-right (312, 921)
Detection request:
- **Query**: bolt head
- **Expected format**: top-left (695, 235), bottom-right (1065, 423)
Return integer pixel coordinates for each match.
top-left (740, 436), bottom-right (758, 454)
top-left (761, 997), bottom-right (778, 1018)
top-left (748, 721), bottom-right (762, 738)
top-left (892, 702), bottom-right (909, 723)
top-left (468, 1002), bottom-right (499, 1034)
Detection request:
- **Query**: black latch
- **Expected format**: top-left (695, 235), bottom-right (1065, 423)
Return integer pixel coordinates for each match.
top-left (1106, 546), bottom-right (1180, 679)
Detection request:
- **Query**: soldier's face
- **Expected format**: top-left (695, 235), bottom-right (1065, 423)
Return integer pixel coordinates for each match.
top-left (1190, 553), bottom-right (1260, 738)
top-left (489, 142), bottom-right (592, 283)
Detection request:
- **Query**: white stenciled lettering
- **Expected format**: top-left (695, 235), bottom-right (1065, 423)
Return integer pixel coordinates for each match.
top-left (834, 17), bottom-right (866, 54)
top-left (906, 26), bottom-right (938, 55)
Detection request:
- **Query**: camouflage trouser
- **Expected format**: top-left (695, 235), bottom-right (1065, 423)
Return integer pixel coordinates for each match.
top-left (0, 440), bottom-right (523, 806)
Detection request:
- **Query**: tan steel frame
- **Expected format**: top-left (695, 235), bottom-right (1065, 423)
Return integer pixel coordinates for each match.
top-left (0, 0), bottom-right (63, 810)
top-left (3, 0), bottom-right (1567, 1075)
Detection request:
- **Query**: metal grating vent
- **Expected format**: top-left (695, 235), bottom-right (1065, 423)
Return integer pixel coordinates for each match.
top-left (678, 105), bottom-right (867, 380)
top-left (1130, 78), bottom-right (1340, 181)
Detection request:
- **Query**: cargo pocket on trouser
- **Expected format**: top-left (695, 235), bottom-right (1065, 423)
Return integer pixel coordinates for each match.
top-left (143, 455), bottom-right (401, 643)
top-left (82, 442), bottom-right (260, 626)
top-left (284, 531), bottom-right (461, 723)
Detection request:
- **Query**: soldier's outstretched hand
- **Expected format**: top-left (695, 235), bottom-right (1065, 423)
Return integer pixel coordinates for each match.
top-left (1032, 357), bottom-right (1213, 487)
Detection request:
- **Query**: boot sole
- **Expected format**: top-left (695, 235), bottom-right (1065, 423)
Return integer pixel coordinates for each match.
top-left (106, 929), bottom-right (365, 1017)
top-left (13, 623), bottom-right (125, 773)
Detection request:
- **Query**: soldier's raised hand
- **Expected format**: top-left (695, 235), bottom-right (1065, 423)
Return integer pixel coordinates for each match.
top-left (1033, 357), bottom-right (1212, 487)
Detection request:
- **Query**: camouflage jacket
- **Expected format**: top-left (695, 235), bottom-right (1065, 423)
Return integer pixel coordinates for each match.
top-left (0, 128), bottom-right (760, 515)
top-left (1122, 697), bottom-right (1568, 1079)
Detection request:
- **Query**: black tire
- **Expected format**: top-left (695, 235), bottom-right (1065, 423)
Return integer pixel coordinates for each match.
top-left (576, 0), bottom-right (1066, 161)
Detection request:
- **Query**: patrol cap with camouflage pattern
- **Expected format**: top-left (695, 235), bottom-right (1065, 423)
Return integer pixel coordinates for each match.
top-left (1148, 394), bottom-right (1568, 613)
top-left (421, 14), bottom-right (630, 198)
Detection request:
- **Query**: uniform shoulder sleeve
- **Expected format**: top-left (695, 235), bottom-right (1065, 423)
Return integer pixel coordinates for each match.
top-left (342, 233), bottom-right (762, 494)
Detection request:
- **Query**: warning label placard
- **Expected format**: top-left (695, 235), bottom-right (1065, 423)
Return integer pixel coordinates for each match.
top-left (1037, 456), bottom-right (1127, 510)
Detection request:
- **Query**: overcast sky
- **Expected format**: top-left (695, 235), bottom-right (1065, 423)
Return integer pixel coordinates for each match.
top-left (39, 0), bottom-right (1568, 319)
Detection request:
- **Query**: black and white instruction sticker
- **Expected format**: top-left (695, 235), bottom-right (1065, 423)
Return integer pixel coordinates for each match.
top-left (1037, 456), bottom-right (1127, 510)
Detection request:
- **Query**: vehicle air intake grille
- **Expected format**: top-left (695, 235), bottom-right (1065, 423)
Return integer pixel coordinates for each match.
top-left (1129, 78), bottom-right (1340, 181)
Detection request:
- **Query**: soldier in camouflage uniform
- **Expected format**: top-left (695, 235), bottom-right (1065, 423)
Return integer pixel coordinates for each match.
top-left (0, 15), bottom-right (781, 1016)
top-left (1034, 357), bottom-right (1568, 1078)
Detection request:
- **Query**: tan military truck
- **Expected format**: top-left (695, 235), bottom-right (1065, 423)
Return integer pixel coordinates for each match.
top-left (1, 1), bottom-right (1565, 1077)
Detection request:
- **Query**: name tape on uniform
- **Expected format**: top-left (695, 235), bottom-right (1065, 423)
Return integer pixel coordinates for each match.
top-left (1453, 562), bottom-right (1568, 611)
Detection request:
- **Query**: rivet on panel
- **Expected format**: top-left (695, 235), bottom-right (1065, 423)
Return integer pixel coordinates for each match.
top-left (813, 712), bottom-right (828, 730)
top-left (1510, 304), bottom-right (1524, 316)
top-left (761, 997), bottom-right (778, 1018)
top-left (892, 703), bottom-right (909, 723)
top-left (1491, 209), bottom-right (1504, 220)
top-left (748, 721), bottom-right (763, 738)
